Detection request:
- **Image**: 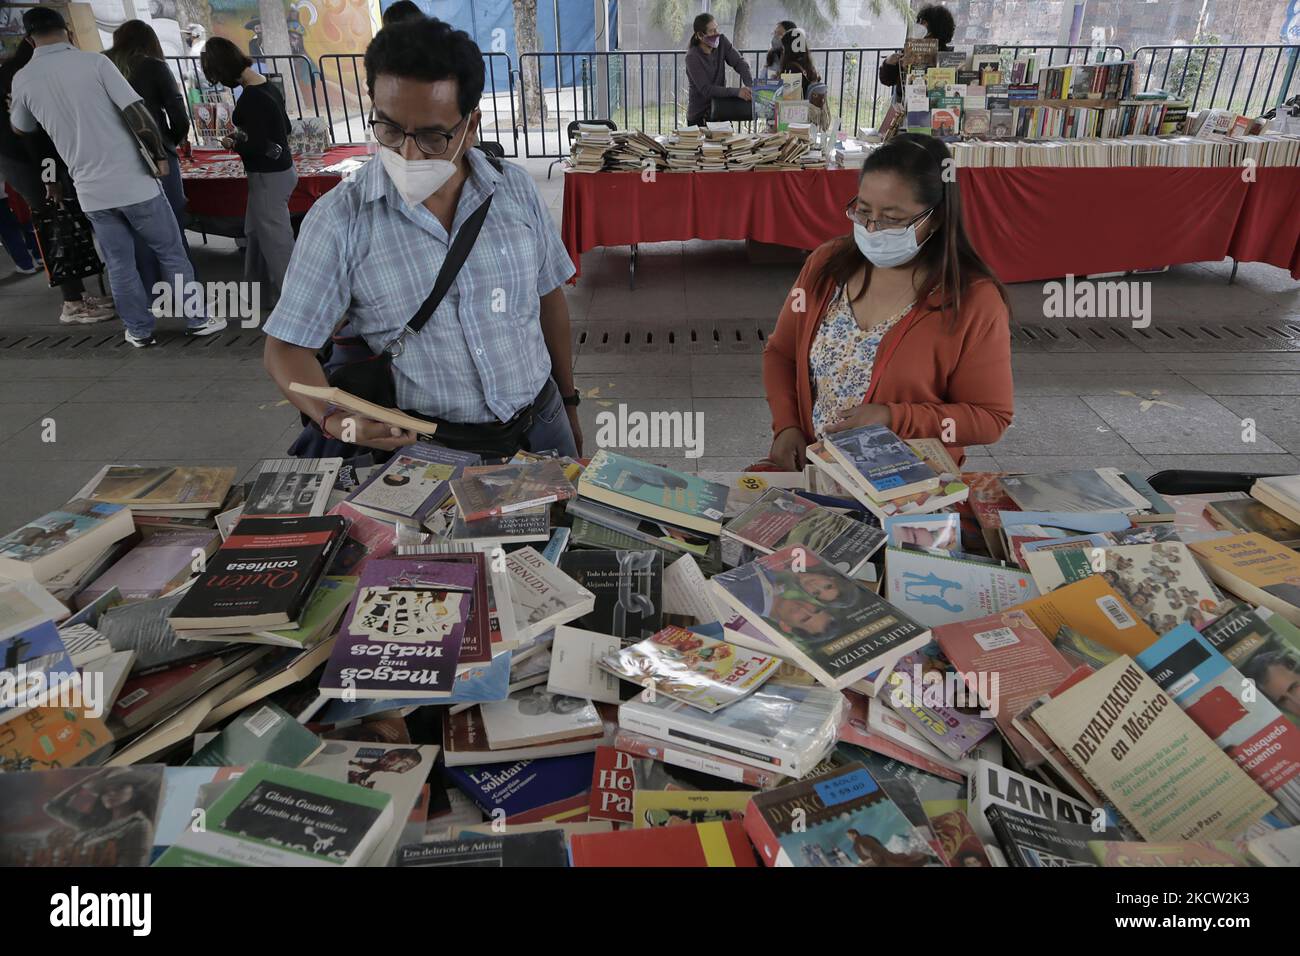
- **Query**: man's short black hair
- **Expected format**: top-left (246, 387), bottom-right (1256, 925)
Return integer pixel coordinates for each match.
top-left (364, 16), bottom-right (484, 116)
top-left (24, 6), bottom-right (68, 36)
top-left (917, 4), bottom-right (955, 46)
top-left (382, 0), bottom-right (424, 26)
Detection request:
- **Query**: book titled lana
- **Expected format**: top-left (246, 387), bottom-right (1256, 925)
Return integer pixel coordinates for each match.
top-left (169, 515), bottom-right (346, 630)
top-left (570, 820), bottom-right (757, 867)
top-left (1136, 622), bottom-right (1300, 824)
top-left (578, 450), bottom-right (729, 536)
top-left (346, 443), bottom-right (479, 526)
top-left (824, 426), bottom-right (938, 502)
top-left (722, 487), bottom-right (886, 577)
top-left (599, 624), bottom-right (780, 713)
top-left (450, 460), bottom-right (575, 521)
top-left (317, 558), bottom-right (474, 700)
top-left (710, 545), bottom-right (930, 692)
top-left (154, 762), bottom-right (393, 867)
top-left (745, 762), bottom-right (940, 867)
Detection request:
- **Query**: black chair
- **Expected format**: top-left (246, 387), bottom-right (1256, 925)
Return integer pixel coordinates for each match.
top-left (548, 118), bottom-right (616, 179)
top-left (478, 140), bottom-right (506, 160)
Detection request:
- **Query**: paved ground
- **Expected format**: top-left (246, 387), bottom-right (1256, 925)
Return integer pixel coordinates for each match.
top-left (2, 156), bottom-right (1299, 532)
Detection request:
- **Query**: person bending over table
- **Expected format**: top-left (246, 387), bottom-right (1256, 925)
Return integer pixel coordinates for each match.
top-left (262, 17), bottom-right (582, 460)
top-left (201, 36), bottom-right (296, 295)
top-left (684, 13), bottom-right (752, 128)
top-left (762, 133), bottom-right (1013, 471)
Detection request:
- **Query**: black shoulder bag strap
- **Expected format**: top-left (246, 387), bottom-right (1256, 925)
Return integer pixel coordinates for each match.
top-left (384, 191), bottom-right (493, 359)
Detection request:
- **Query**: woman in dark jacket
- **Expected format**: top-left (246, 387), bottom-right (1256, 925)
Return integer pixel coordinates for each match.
top-left (106, 19), bottom-right (193, 292)
top-left (202, 36), bottom-right (296, 294)
top-left (684, 13), bottom-right (752, 128)
top-left (878, 4), bottom-right (955, 100)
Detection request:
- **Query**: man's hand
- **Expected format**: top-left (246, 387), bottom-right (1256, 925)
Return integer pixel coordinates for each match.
top-left (155, 157), bottom-right (170, 177)
top-left (566, 406), bottom-right (584, 458)
top-left (738, 86), bottom-right (753, 102)
top-left (825, 403), bottom-right (892, 434)
top-left (769, 426), bottom-right (807, 471)
top-left (325, 411), bottom-right (418, 451)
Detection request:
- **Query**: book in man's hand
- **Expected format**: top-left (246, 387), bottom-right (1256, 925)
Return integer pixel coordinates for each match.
top-left (168, 515), bottom-right (347, 631)
top-left (289, 381), bottom-right (439, 437)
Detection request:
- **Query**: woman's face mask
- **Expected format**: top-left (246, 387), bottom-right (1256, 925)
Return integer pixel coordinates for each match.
top-left (853, 208), bottom-right (935, 269)
top-left (703, 33), bottom-right (721, 48)
top-left (910, 21), bottom-right (929, 40)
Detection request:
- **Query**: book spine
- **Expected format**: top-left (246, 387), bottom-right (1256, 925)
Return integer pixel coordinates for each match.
top-left (741, 797), bottom-right (784, 867)
top-left (613, 730), bottom-right (780, 789)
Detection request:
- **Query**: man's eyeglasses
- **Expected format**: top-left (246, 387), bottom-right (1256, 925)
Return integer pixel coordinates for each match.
top-left (369, 112), bottom-right (468, 157)
top-left (844, 200), bottom-right (935, 232)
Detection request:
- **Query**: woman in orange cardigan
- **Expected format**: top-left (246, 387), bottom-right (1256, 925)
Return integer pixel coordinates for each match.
top-left (763, 133), bottom-right (1013, 470)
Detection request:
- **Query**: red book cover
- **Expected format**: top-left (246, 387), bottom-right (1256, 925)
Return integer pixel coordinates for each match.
top-left (571, 820), bottom-right (757, 867)
top-left (962, 472), bottom-right (1019, 560)
top-left (588, 746), bottom-right (634, 823)
top-left (932, 608), bottom-right (1075, 766)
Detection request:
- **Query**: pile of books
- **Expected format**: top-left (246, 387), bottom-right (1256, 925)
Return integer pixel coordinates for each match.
top-left (568, 127), bottom-right (668, 173)
top-left (3, 438), bottom-right (1300, 869)
top-left (568, 123), bottom-right (615, 172)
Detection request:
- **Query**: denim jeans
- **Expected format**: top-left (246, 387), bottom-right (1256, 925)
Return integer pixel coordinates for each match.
top-left (85, 190), bottom-right (202, 338)
top-left (134, 156), bottom-right (192, 294)
top-left (523, 377), bottom-right (578, 458)
top-left (0, 194), bottom-right (36, 270)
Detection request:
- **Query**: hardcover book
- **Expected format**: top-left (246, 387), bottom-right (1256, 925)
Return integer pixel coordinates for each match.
top-left (599, 624), bottom-right (779, 712)
top-left (169, 516), bottom-right (347, 630)
top-left (558, 548), bottom-right (663, 644)
top-left (745, 762), bottom-right (940, 867)
top-left (346, 443), bottom-right (478, 527)
top-left (154, 762), bottom-right (393, 866)
top-left (578, 450), bottom-right (729, 536)
top-left (722, 487), bottom-right (885, 577)
top-left (824, 426), bottom-right (939, 502)
top-left (450, 460), bottom-right (575, 522)
top-left (242, 458), bottom-right (342, 518)
top-left (0, 764), bottom-right (164, 866)
top-left (711, 546), bottom-right (930, 692)
top-left (1031, 656), bottom-right (1275, 842)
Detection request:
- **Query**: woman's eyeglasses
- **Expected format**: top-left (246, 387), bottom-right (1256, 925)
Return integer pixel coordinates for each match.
top-left (369, 113), bottom-right (467, 157)
top-left (844, 201), bottom-right (935, 232)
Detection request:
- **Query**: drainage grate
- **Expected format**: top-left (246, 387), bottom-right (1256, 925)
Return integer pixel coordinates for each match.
top-left (0, 329), bottom-right (267, 358)
top-left (572, 322), bottom-right (769, 356)
top-left (1010, 319), bottom-right (1300, 354)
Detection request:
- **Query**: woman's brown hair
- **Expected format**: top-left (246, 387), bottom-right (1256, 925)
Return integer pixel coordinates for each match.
top-left (201, 35), bottom-right (254, 88)
top-left (106, 19), bottom-right (164, 82)
top-left (819, 133), bottom-right (1010, 327)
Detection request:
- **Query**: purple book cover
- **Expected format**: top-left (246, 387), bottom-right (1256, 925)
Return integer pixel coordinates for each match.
top-left (882, 643), bottom-right (997, 760)
top-left (318, 559), bottom-right (474, 699)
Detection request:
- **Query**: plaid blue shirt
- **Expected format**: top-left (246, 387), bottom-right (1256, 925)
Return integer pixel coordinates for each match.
top-left (264, 148), bottom-right (575, 424)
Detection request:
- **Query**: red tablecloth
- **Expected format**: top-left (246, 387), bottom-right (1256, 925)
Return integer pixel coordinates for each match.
top-left (181, 144), bottom-right (372, 218)
top-left (561, 165), bottom-right (1300, 283)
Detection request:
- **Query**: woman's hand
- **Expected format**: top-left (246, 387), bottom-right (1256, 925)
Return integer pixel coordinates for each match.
top-left (825, 403), bottom-right (892, 434)
top-left (885, 52), bottom-right (903, 65)
top-left (769, 427), bottom-right (808, 470)
top-left (325, 411), bottom-right (418, 452)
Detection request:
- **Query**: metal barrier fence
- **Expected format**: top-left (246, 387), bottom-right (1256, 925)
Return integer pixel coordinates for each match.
top-left (518, 44), bottom-right (1130, 157)
top-left (166, 54), bottom-right (321, 132)
top-left (1132, 44), bottom-right (1300, 119)
top-left (315, 52), bottom-right (518, 155)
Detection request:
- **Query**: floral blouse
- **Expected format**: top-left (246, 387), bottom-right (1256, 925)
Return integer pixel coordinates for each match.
top-left (810, 286), bottom-right (911, 436)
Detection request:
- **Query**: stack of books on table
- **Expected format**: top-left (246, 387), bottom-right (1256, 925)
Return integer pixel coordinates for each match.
top-left (569, 123), bottom-right (615, 172)
top-left (4, 440), bottom-right (1300, 869)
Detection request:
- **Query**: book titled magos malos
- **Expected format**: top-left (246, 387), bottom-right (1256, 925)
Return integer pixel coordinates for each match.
top-left (170, 516), bottom-right (347, 630)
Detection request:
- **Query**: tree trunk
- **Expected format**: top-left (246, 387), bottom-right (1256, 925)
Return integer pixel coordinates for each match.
top-left (732, 2), bottom-right (751, 53)
top-left (258, 0), bottom-right (293, 57)
top-left (514, 0), bottom-right (545, 127)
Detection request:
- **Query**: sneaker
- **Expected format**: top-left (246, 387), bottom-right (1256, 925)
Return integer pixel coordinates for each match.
top-left (124, 330), bottom-right (157, 348)
top-left (60, 301), bottom-right (116, 325)
top-left (13, 262), bottom-right (40, 275)
top-left (186, 317), bottom-right (227, 337)
top-left (79, 295), bottom-right (116, 318)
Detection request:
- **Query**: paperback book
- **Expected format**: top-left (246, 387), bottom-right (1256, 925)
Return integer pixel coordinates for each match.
top-left (558, 548), bottom-right (663, 644)
top-left (722, 487), bottom-right (886, 577)
top-left (346, 443), bottom-right (478, 527)
top-left (450, 460), bottom-right (575, 521)
top-left (242, 458), bottom-right (342, 518)
top-left (824, 425), bottom-right (939, 502)
top-left (578, 450), bottom-right (729, 536)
